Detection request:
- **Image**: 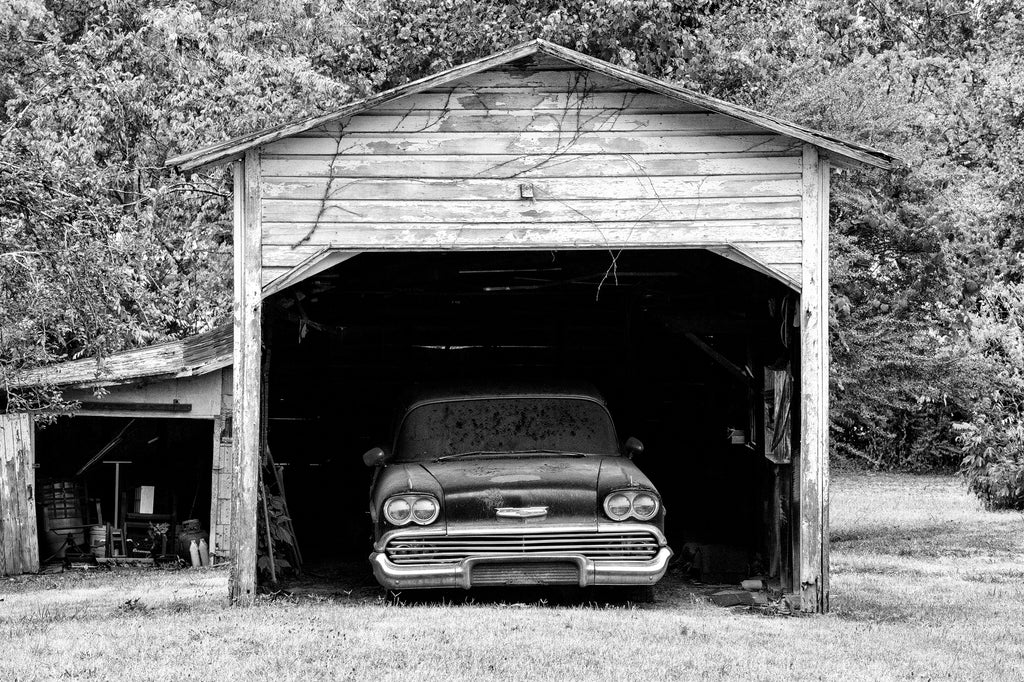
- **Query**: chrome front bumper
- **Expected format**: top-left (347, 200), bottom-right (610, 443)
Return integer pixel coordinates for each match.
top-left (369, 524), bottom-right (672, 590)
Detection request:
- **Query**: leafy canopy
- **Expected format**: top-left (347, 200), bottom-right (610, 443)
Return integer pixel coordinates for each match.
top-left (2, 0), bottom-right (1023, 506)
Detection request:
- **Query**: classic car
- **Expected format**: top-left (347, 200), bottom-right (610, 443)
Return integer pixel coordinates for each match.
top-left (362, 383), bottom-right (672, 591)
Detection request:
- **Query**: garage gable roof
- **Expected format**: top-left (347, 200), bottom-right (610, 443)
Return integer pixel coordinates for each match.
top-left (166, 39), bottom-right (897, 173)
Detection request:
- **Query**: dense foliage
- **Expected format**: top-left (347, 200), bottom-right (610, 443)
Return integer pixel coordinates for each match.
top-left (2, 0), bottom-right (1022, 506)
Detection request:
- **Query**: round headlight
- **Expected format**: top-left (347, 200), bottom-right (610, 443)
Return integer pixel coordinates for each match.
top-left (631, 493), bottom-right (658, 520)
top-left (412, 497), bottom-right (439, 525)
top-left (384, 497), bottom-right (412, 525)
top-left (605, 493), bottom-right (631, 520)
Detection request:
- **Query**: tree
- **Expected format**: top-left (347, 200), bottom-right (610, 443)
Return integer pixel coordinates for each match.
top-left (3, 0), bottom-right (1023, 506)
top-left (1, 0), bottom-right (353, 410)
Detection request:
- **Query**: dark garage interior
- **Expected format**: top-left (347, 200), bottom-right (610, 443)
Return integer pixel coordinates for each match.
top-left (34, 417), bottom-right (214, 563)
top-left (264, 249), bottom-right (797, 585)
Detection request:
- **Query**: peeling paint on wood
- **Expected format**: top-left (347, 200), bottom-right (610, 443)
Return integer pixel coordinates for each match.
top-left (798, 145), bottom-right (830, 613)
top-left (305, 110), bottom-right (766, 135)
top-left (261, 175), bottom-right (803, 202)
top-left (0, 414), bottom-right (38, 576)
top-left (260, 154), bottom-right (803, 179)
top-left (261, 197), bottom-right (802, 225)
top-left (165, 40), bottom-right (896, 172)
top-left (229, 153), bottom-right (262, 605)
top-left (263, 133), bottom-right (800, 157)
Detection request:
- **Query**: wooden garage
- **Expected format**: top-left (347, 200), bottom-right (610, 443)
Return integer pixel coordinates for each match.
top-left (1, 39), bottom-right (895, 612)
top-left (169, 39), bottom-right (895, 612)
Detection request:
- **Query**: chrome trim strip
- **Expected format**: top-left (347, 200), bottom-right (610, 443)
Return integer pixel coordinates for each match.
top-left (495, 506), bottom-right (549, 519)
top-left (376, 522), bottom-right (667, 551)
top-left (369, 546), bottom-right (672, 590)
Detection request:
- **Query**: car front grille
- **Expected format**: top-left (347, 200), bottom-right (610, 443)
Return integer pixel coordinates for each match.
top-left (385, 529), bottom-right (660, 565)
top-left (471, 562), bottom-right (580, 586)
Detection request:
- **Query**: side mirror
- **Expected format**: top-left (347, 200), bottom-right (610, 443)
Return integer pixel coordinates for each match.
top-left (362, 447), bottom-right (386, 468)
top-left (624, 437), bottom-right (644, 459)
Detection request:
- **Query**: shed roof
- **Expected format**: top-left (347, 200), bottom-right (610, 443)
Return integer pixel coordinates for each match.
top-left (166, 39), bottom-right (897, 173)
top-left (9, 324), bottom-right (232, 389)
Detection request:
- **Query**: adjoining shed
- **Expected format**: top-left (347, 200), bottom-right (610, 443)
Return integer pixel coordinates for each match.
top-left (1, 39), bottom-right (895, 612)
top-left (2, 326), bottom-right (233, 571)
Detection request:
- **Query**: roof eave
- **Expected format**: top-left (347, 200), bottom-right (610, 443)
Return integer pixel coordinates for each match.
top-left (6, 325), bottom-right (232, 390)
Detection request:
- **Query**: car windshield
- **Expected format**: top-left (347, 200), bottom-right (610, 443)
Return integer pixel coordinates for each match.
top-left (394, 396), bottom-right (619, 462)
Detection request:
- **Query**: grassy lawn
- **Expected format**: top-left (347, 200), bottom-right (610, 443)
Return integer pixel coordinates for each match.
top-left (2, 472), bottom-right (1023, 681)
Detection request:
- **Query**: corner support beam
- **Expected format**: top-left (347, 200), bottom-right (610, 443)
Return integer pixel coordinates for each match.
top-left (798, 145), bottom-right (830, 612)
top-left (229, 150), bottom-right (263, 604)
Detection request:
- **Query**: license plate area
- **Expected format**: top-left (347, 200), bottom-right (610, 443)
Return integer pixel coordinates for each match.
top-left (471, 561), bottom-right (579, 586)
top-left (464, 554), bottom-right (587, 588)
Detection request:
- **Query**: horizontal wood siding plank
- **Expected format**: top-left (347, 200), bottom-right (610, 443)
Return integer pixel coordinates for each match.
top-left (263, 133), bottom-right (799, 157)
top-left (261, 240), bottom-right (802, 285)
top-left (261, 220), bottom-right (801, 262)
top-left (261, 154), bottom-right (802, 179)
top-left (774, 264), bottom-right (802, 279)
top-left (304, 111), bottom-right (766, 135)
top-left (509, 54), bottom-right (580, 71)
top-left (325, 91), bottom-right (706, 113)
top-left (262, 175), bottom-right (802, 201)
top-left (263, 244), bottom-right (324, 268)
top-left (261, 196), bottom-right (801, 225)
top-left (436, 69), bottom-right (636, 91)
top-left (262, 266), bottom-right (293, 287)
top-left (732, 240), bottom-right (802, 262)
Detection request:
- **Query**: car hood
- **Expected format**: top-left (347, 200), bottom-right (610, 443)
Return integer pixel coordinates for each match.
top-left (373, 455), bottom-right (661, 532)
top-left (421, 456), bottom-right (603, 527)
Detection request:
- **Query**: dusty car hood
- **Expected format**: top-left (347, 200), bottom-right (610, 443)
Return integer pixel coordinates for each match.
top-left (419, 454), bottom-right (659, 528)
top-left (372, 454), bottom-right (662, 534)
top-left (421, 456), bottom-right (624, 527)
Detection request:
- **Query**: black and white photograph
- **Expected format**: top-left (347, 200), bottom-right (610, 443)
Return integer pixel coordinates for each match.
top-left (1, 1), bottom-right (1022, 679)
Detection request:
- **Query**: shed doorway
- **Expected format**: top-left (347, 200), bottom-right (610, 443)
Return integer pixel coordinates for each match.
top-left (34, 417), bottom-right (214, 566)
top-left (264, 249), bottom-right (797, 589)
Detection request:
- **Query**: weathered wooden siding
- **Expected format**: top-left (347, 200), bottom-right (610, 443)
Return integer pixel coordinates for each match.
top-left (209, 368), bottom-right (234, 560)
top-left (799, 144), bottom-right (831, 612)
top-left (61, 371), bottom-right (224, 419)
top-left (0, 414), bottom-right (38, 576)
top-left (210, 416), bottom-right (233, 559)
top-left (258, 63), bottom-right (804, 288)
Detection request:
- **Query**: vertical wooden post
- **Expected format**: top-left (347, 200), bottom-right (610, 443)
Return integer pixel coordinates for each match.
top-left (798, 145), bottom-right (830, 612)
top-left (819, 152), bottom-right (831, 612)
top-left (210, 368), bottom-right (234, 559)
top-left (0, 413), bottom-right (38, 576)
top-left (210, 413), bottom-right (223, 556)
top-left (229, 150), bottom-right (263, 604)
